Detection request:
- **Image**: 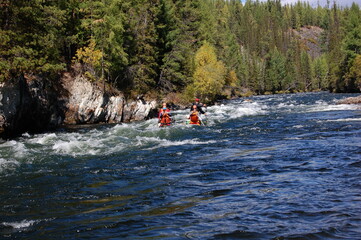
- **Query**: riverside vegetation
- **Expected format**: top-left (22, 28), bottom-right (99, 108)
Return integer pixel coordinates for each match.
top-left (1, 0), bottom-right (361, 103)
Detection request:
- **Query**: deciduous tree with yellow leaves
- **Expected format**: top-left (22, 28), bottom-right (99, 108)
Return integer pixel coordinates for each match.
top-left (186, 42), bottom-right (226, 102)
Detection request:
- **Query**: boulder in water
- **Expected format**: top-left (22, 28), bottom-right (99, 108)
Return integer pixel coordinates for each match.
top-left (337, 96), bottom-right (361, 104)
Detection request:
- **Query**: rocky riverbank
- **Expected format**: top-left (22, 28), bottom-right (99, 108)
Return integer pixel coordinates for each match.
top-left (0, 73), bottom-right (157, 138)
top-left (337, 95), bottom-right (361, 104)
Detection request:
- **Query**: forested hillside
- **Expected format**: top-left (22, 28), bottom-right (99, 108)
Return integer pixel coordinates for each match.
top-left (1, 0), bottom-right (361, 102)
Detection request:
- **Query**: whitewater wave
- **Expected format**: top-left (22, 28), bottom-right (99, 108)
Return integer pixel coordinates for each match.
top-left (0, 140), bottom-right (28, 159)
top-left (1, 218), bottom-right (52, 230)
top-left (251, 93), bottom-right (360, 114)
top-left (0, 158), bottom-right (20, 173)
top-left (0, 93), bottom-right (358, 171)
top-left (1, 220), bottom-right (38, 229)
top-left (307, 103), bottom-right (359, 113)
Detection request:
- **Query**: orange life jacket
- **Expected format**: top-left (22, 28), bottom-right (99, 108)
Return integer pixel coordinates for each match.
top-left (189, 112), bottom-right (200, 125)
top-left (159, 112), bottom-right (172, 126)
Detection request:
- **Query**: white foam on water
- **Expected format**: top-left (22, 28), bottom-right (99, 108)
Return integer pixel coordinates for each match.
top-left (51, 134), bottom-right (107, 156)
top-left (265, 98), bottom-right (360, 115)
top-left (200, 101), bottom-right (267, 125)
top-left (21, 132), bottom-right (31, 138)
top-left (231, 103), bottom-right (267, 119)
top-left (162, 100), bottom-right (267, 127)
top-left (134, 166), bottom-right (146, 170)
top-left (0, 140), bottom-right (28, 172)
top-left (321, 118), bottom-right (361, 122)
top-left (308, 103), bottom-right (359, 113)
top-left (29, 133), bottom-right (58, 145)
top-left (1, 94), bottom-right (357, 163)
top-left (138, 136), bottom-right (217, 150)
top-left (0, 158), bottom-right (20, 172)
top-left (274, 101), bottom-right (303, 112)
top-left (278, 102), bottom-right (296, 108)
top-left (1, 219), bottom-right (37, 229)
top-left (110, 122), bottom-right (151, 137)
top-left (284, 137), bottom-right (302, 140)
top-left (54, 125), bottom-right (148, 156)
top-left (0, 140), bottom-right (29, 159)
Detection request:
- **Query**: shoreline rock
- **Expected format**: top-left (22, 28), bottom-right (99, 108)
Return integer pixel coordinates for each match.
top-left (337, 95), bottom-right (361, 104)
top-left (0, 73), bottom-right (158, 139)
top-left (0, 76), bottom-right (63, 138)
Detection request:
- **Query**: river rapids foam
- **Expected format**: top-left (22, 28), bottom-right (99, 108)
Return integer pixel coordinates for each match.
top-left (0, 93), bottom-right (359, 173)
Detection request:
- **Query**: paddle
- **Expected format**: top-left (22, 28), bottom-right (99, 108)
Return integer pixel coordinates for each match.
top-left (198, 114), bottom-right (206, 126)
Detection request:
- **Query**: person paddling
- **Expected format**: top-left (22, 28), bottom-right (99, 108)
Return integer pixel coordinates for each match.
top-left (188, 104), bottom-right (201, 125)
top-left (158, 103), bottom-right (172, 127)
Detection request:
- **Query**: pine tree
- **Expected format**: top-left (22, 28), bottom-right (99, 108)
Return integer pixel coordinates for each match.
top-left (122, 0), bottom-right (159, 94)
top-left (76, 0), bottom-right (127, 86)
top-left (312, 54), bottom-right (329, 90)
top-left (158, 0), bottom-right (203, 92)
top-left (327, 2), bottom-right (344, 92)
top-left (346, 54), bottom-right (361, 91)
top-left (264, 47), bottom-right (287, 93)
top-left (0, 0), bottom-right (66, 81)
top-left (340, 3), bottom-right (361, 92)
top-left (300, 50), bottom-right (312, 91)
top-left (1, 0), bottom-right (359, 96)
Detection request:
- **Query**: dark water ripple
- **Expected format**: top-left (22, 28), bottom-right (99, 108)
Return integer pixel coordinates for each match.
top-left (1, 92), bottom-right (361, 239)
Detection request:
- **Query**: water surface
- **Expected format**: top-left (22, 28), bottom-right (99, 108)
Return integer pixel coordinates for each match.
top-left (1, 92), bottom-right (360, 239)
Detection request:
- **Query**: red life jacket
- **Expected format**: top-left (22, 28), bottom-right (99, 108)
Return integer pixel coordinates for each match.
top-left (158, 108), bottom-right (170, 118)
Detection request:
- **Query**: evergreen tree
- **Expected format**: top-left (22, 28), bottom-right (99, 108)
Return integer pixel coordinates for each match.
top-left (122, 0), bottom-right (159, 94)
top-left (264, 47), bottom-right (287, 92)
top-left (239, 47), bottom-right (251, 89)
top-left (284, 48), bottom-right (297, 92)
top-left (300, 50), bottom-right (312, 91)
top-left (1, 0), bottom-right (360, 95)
top-left (0, 0), bottom-right (66, 81)
top-left (346, 54), bottom-right (361, 91)
top-left (340, 3), bottom-right (361, 92)
top-left (327, 2), bottom-right (344, 92)
top-left (76, 0), bottom-right (127, 86)
top-left (158, 0), bottom-right (203, 92)
top-left (312, 54), bottom-right (329, 90)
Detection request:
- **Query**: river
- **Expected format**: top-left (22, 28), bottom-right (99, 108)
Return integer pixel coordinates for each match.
top-left (1, 92), bottom-right (360, 239)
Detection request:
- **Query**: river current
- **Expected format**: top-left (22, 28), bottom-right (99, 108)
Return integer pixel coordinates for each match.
top-left (1, 92), bottom-right (360, 239)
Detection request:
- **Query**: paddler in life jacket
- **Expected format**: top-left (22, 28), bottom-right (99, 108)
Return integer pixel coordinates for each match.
top-left (158, 103), bottom-right (172, 127)
top-left (188, 104), bottom-right (201, 125)
top-left (190, 98), bottom-right (205, 114)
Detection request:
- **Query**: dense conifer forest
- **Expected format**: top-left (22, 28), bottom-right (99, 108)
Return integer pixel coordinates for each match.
top-left (1, 0), bottom-right (360, 102)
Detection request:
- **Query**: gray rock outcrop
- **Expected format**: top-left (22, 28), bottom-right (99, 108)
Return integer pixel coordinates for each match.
top-left (62, 74), bottom-right (156, 124)
top-left (0, 76), bottom-right (63, 137)
top-left (0, 73), bottom-right (157, 138)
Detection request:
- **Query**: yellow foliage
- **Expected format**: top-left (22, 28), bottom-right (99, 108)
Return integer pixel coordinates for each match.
top-left (225, 70), bottom-right (238, 87)
top-left (241, 91), bottom-right (254, 97)
top-left (191, 42), bottom-right (226, 101)
top-left (73, 39), bottom-right (103, 68)
top-left (194, 42), bottom-right (217, 67)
